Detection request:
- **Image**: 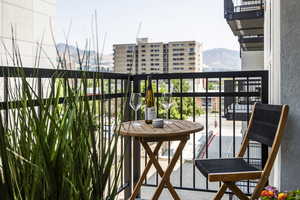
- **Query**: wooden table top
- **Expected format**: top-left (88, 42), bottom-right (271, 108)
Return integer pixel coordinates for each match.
top-left (118, 120), bottom-right (204, 138)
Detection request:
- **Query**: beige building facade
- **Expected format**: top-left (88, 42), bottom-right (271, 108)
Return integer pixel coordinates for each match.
top-left (113, 38), bottom-right (203, 74)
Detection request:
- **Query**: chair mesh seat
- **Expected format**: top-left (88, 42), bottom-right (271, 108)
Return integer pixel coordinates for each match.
top-left (195, 158), bottom-right (259, 177)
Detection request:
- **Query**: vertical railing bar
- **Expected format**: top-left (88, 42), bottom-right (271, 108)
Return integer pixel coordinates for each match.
top-left (205, 77), bottom-right (209, 190)
top-left (51, 77), bottom-right (56, 98)
top-left (218, 77), bottom-right (222, 188)
top-left (180, 77), bottom-right (183, 187)
top-left (156, 78), bottom-right (159, 186)
top-left (63, 78), bottom-right (67, 98)
top-left (124, 79), bottom-right (132, 199)
top-left (233, 77), bottom-right (236, 157)
top-left (261, 73), bottom-right (269, 181)
top-left (114, 79), bottom-right (118, 185)
top-left (133, 77), bottom-right (141, 198)
top-left (168, 78), bottom-right (171, 165)
top-left (144, 79), bottom-right (148, 184)
top-left (121, 80), bottom-right (124, 185)
top-left (108, 78), bottom-right (112, 192)
top-left (192, 78), bottom-right (196, 189)
top-left (246, 76), bottom-right (250, 194)
top-left (4, 77), bottom-right (8, 130)
top-left (38, 77), bottom-right (42, 118)
top-left (219, 77), bottom-right (222, 159)
top-left (101, 78), bottom-right (104, 164)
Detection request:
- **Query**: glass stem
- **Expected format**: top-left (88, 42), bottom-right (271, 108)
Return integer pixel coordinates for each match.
top-left (135, 110), bottom-right (138, 121)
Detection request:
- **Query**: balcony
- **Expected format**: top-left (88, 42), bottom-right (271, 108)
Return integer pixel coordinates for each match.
top-left (224, 0), bottom-right (264, 51)
top-left (0, 66), bottom-right (269, 199)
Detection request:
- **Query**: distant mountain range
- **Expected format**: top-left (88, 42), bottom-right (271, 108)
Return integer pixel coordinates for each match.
top-left (56, 44), bottom-right (240, 71)
top-left (203, 48), bottom-right (241, 71)
top-left (56, 43), bottom-right (113, 66)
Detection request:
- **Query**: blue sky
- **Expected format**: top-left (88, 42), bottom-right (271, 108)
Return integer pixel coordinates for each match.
top-left (56, 0), bottom-right (239, 54)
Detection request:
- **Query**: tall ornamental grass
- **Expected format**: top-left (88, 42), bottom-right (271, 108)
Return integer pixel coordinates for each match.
top-left (0, 18), bottom-right (127, 199)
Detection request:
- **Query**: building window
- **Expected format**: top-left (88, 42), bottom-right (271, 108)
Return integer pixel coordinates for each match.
top-left (126, 59), bottom-right (133, 62)
top-left (127, 64), bottom-right (132, 66)
top-left (173, 53), bottom-right (184, 56)
top-left (189, 52), bottom-right (195, 56)
top-left (141, 50), bottom-right (146, 52)
top-left (141, 45), bottom-right (146, 48)
top-left (142, 54), bottom-right (145, 57)
top-left (127, 55), bottom-right (133, 57)
top-left (173, 67), bottom-right (184, 70)
top-left (172, 43), bottom-right (184, 47)
top-left (189, 48), bottom-right (195, 52)
top-left (150, 44), bottom-right (160, 48)
top-left (142, 59), bottom-right (146, 62)
top-left (189, 43), bottom-right (194, 46)
top-left (142, 67), bottom-right (146, 70)
top-left (141, 63), bottom-right (146, 66)
top-left (173, 57), bottom-right (184, 61)
top-left (189, 62), bottom-right (195, 65)
top-left (173, 48), bottom-right (185, 51)
top-left (189, 57), bottom-right (194, 60)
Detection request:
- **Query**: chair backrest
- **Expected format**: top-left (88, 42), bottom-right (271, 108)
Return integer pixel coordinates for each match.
top-left (236, 103), bottom-right (289, 199)
top-left (248, 103), bottom-right (283, 147)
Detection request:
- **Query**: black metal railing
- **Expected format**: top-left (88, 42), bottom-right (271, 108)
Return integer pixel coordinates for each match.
top-left (130, 70), bottom-right (269, 199)
top-left (225, 0), bottom-right (264, 17)
top-left (0, 66), bottom-right (268, 199)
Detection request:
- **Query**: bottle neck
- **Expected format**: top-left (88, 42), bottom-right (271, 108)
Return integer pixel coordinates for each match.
top-left (147, 77), bottom-right (152, 90)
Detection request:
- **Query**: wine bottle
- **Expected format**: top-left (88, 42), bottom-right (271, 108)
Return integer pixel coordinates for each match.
top-left (145, 75), bottom-right (156, 124)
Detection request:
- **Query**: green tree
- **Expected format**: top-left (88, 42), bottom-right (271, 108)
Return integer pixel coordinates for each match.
top-left (140, 79), bottom-right (203, 120)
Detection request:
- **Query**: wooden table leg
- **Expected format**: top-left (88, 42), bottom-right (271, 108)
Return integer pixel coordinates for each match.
top-left (151, 137), bottom-right (188, 200)
top-left (141, 140), bottom-right (181, 200)
top-left (129, 141), bottom-right (163, 200)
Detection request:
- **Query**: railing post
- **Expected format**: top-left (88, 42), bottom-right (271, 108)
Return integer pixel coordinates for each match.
top-left (124, 79), bottom-right (132, 199)
top-left (132, 77), bottom-right (141, 198)
top-left (224, 0), bottom-right (234, 17)
top-left (261, 72), bottom-right (269, 170)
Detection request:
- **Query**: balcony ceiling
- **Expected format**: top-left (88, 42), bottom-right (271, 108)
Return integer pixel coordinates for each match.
top-left (239, 36), bottom-right (264, 51)
top-left (227, 17), bottom-right (264, 36)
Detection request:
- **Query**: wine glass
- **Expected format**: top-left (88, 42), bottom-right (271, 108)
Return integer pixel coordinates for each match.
top-left (130, 93), bottom-right (142, 126)
top-left (161, 92), bottom-right (173, 124)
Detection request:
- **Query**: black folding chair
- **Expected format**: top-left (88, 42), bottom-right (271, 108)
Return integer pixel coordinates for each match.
top-left (195, 103), bottom-right (289, 200)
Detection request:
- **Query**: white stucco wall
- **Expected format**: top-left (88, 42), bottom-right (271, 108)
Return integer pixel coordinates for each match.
top-left (0, 0), bottom-right (56, 68)
top-left (241, 50), bottom-right (264, 70)
top-left (265, 0), bottom-right (300, 190)
top-left (264, 0), bottom-right (282, 188)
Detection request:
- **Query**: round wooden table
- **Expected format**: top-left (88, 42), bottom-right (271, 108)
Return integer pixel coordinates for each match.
top-left (118, 120), bottom-right (204, 200)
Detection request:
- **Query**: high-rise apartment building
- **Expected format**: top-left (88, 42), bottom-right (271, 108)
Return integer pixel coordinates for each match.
top-left (113, 38), bottom-right (203, 74)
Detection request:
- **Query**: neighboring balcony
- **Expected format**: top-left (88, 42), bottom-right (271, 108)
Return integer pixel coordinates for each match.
top-left (224, 0), bottom-right (264, 51)
top-left (239, 35), bottom-right (264, 52)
